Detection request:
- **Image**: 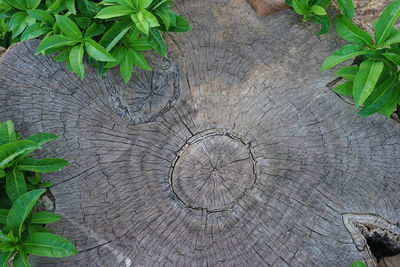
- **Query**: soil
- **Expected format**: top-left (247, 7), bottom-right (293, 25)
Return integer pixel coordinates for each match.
top-left (332, 0), bottom-right (400, 36)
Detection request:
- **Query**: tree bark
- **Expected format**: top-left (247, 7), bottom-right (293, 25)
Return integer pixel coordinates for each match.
top-left (0, 0), bottom-right (399, 266)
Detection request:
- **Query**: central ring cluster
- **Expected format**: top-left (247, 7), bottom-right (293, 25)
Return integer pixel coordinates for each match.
top-left (170, 130), bottom-right (256, 212)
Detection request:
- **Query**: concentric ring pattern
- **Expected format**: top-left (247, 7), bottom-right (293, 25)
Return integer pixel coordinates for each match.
top-left (0, 0), bottom-right (399, 266)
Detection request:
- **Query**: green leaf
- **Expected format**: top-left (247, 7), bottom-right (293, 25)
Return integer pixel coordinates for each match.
top-left (9, 11), bottom-right (28, 39)
top-left (353, 59), bottom-right (384, 108)
top-left (358, 78), bottom-right (397, 117)
top-left (131, 49), bottom-right (151, 71)
top-left (23, 232), bottom-right (77, 258)
top-left (55, 15), bottom-right (82, 39)
top-left (73, 16), bottom-right (92, 29)
top-left (0, 120), bottom-right (16, 146)
top-left (291, 0), bottom-right (307, 15)
top-left (382, 31), bottom-right (400, 47)
top-left (315, 0), bottom-right (330, 9)
top-left (374, 0), bottom-right (400, 47)
top-left (99, 18), bottom-right (132, 51)
top-left (333, 81), bottom-right (353, 96)
top-left (18, 158), bottom-right (68, 173)
top-left (335, 66), bottom-right (359, 82)
top-left (69, 43), bottom-right (85, 80)
top-left (129, 38), bottom-right (152, 51)
top-left (142, 9), bottom-right (159, 27)
top-left (5, 168), bottom-right (27, 202)
top-left (65, 0), bottom-right (76, 14)
top-left (138, 0), bottom-right (153, 9)
top-left (334, 15), bottom-right (373, 47)
top-left (131, 12), bottom-right (149, 35)
top-left (0, 251), bottom-right (14, 267)
top-left (0, 141), bottom-right (40, 169)
top-left (0, 209), bottom-right (8, 225)
top-left (27, 9), bottom-right (54, 23)
top-left (35, 35), bottom-right (79, 55)
top-left (95, 5), bottom-right (133, 19)
top-left (350, 262), bottom-right (366, 267)
top-left (28, 224), bottom-right (48, 234)
top-left (310, 5), bottom-right (326, 16)
top-left (166, 15), bottom-right (191, 32)
top-left (84, 22), bottom-right (105, 39)
top-left (55, 48), bottom-right (70, 62)
top-left (27, 0), bottom-right (41, 9)
top-left (146, 27), bottom-right (166, 56)
top-left (383, 52), bottom-right (400, 65)
top-left (6, 189), bottom-right (45, 238)
top-left (13, 251), bottom-right (30, 267)
top-left (30, 211), bottom-right (61, 224)
top-left (155, 5), bottom-right (170, 30)
top-left (4, 0), bottom-right (25, 10)
top-left (85, 38), bottom-right (115, 62)
top-left (21, 23), bottom-right (50, 41)
top-left (0, 169), bottom-right (5, 178)
top-left (336, 0), bottom-right (354, 18)
top-left (26, 133), bottom-right (57, 146)
top-left (321, 44), bottom-right (366, 71)
top-left (120, 48), bottom-right (133, 83)
top-left (310, 14), bottom-right (330, 35)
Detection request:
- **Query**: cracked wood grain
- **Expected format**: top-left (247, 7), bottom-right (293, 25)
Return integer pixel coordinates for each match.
top-left (0, 0), bottom-right (400, 266)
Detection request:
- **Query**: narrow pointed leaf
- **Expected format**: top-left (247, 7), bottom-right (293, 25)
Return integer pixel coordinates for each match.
top-left (0, 141), bottom-right (40, 168)
top-left (375, 0), bottom-right (400, 46)
top-left (6, 168), bottom-right (27, 202)
top-left (30, 211), bottom-right (61, 224)
top-left (353, 60), bottom-right (384, 108)
top-left (334, 15), bottom-right (373, 47)
top-left (333, 81), bottom-right (353, 96)
top-left (335, 66), bottom-right (359, 82)
top-left (381, 31), bottom-right (400, 47)
top-left (55, 15), bottom-right (82, 39)
top-left (26, 133), bottom-right (57, 146)
top-left (95, 6), bottom-right (133, 19)
top-left (18, 158), bottom-right (68, 173)
top-left (13, 251), bottom-right (30, 267)
top-left (336, 0), bottom-right (354, 18)
top-left (36, 35), bottom-right (79, 55)
top-left (0, 120), bottom-right (16, 146)
top-left (131, 49), bottom-right (152, 71)
top-left (322, 44), bottom-right (366, 71)
top-left (358, 78), bottom-right (397, 117)
top-left (120, 48), bottom-right (133, 83)
top-left (69, 44), bottom-right (85, 79)
top-left (85, 38), bottom-right (115, 62)
top-left (23, 232), bottom-right (77, 258)
top-left (6, 189), bottom-right (45, 238)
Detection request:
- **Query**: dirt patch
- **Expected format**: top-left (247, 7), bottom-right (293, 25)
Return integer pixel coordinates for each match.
top-left (332, 0), bottom-right (400, 35)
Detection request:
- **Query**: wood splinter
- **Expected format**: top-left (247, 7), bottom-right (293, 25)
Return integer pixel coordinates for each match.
top-left (246, 0), bottom-right (288, 17)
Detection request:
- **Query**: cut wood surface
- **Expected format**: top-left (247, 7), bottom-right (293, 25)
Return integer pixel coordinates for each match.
top-left (0, 0), bottom-right (400, 266)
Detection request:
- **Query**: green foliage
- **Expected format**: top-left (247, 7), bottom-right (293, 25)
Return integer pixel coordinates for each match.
top-left (322, 0), bottom-right (400, 118)
top-left (350, 262), bottom-right (366, 267)
top-left (0, 0), bottom-right (191, 83)
top-left (0, 120), bottom-right (66, 203)
top-left (286, 0), bottom-right (354, 35)
top-left (0, 120), bottom-right (76, 266)
top-left (0, 190), bottom-right (77, 266)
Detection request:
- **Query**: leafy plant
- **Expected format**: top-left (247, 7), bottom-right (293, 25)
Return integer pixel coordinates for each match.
top-left (286, 0), bottom-right (354, 35)
top-left (0, 189), bottom-right (77, 266)
top-left (0, 120), bottom-right (67, 206)
top-left (350, 261), bottom-right (366, 267)
top-left (322, 0), bottom-right (400, 118)
top-left (0, 0), bottom-right (191, 83)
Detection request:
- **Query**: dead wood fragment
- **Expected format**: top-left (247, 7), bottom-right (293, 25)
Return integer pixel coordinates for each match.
top-left (246, 0), bottom-right (288, 17)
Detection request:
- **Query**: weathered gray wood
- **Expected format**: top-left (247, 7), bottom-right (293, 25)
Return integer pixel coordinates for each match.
top-left (0, 0), bottom-right (400, 266)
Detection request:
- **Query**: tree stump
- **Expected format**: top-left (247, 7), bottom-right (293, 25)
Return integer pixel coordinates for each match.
top-left (1, 0), bottom-right (400, 266)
